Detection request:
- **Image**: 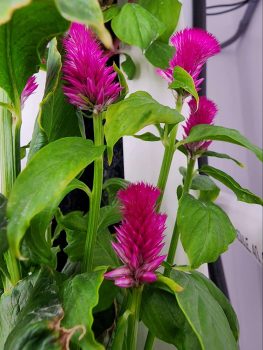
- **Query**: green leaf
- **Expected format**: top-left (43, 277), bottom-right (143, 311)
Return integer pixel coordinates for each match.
top-left (55, 0), bottom-right (112, 48)
top-left (157, 275), bottom-right (183, 293)
top-left (111, 3), bottom-right (165, 50)
top-left (139, 0), bottom-right (181, 42)
top-left (177, 194), bottom-right (236, 268)
top-left (180, 124), bottom-right (263, 162)
top-left (94, 279), bottom-right (119, 313)
top-left (121, 54), bottom-right (136, 80)
top-left (141, 286), bottom-right (201, 349)
top-left (134, 132), bottom-right (160, 142)
top-left (190, 271), bottom-right (239, 341)
top-left (103, 4), bottom-right (121, 23)
top-left (29, 38), bottom-right (81, 159)
top-left (3, 268), bottom-right (65, 350)
top-left (61, 269), bottom-right (107, 350)
top-left (145, 40), bottom-right (175, 68)
top-left (0, 272), bottom-right (38, 349)
top-left (0, 0), bottom-right (31, 24)
top-left (202, 150), bottom-right (244, 167)
top-left (172, 270), bottom-right (238, 350)
top-left (7, 137), bottom-right (105, 258)
top-left (113, 63), bottom-right (129, 102)
top-left (170, 66), bottom-right (199, 103)
top-left (0, 0), bottom-right (69, 106)
top-left (200, 165), bottom-right (263, 205)
top-left (103, 177), bottom-right (129, 204)
top-left (104, 91), bottom-right (184, 163)
top-left (60, 206), bottom-right (120, 267)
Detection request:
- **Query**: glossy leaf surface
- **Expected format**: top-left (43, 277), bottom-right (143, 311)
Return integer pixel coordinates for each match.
top-left (180, 124), bottom-right (263, 162)
top-left (177, 194), bottom-right (236, 268)
top-left (7, 138), bottom-right (104, 258)
top-left (0, 0), bottom-right (68, 106)
top-left (104, 91), bottom-right (184, 162)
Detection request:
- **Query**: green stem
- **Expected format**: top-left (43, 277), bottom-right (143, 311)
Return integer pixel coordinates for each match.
top-left (144, 96), bottom-right (183, 350)
top-left (156, 96), bottom-right (183, 209)
top-left (127, 287), bottom-right (143, 350)
top-left (163, 156), bottom-right (196, 276)
top-left (83, 113), bottom-right (104, 272)
top-left (0, 88), bottom-right (21, 285)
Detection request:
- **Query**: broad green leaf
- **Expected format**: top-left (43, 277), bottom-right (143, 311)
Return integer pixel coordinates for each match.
top-left (55, 0), bottom-right (112, 48)
top-left (0, 272), bottom-right (38, 349)
top-left (29, 38), bottom-right (81, 159)
top-left (3, 268), bottom-right (65, 350)
top-left (61, 269), bottom-right (107, 350)
top-left (0, 0), bottom-right (31, 24)
top-left (103, 4), bottom-right (121, 23)
top-left (138, 0), bottom-right (182, 42)
top-left (60, 207), bottom-right (120, 267)
top-left (134, 132), bottom-right (160, 142)
top-left (121, 54), bottom-right (136, 80)
top-left (0, 0), bottom-right (69, 106)
top-left (141, 286), bottom-right (201, 349)
top-left (191, 271), bottom-right (239, 341)
top-left (7, 137), bottom-right (105, 258)
top-left (145, 40), bottom-right (175, 68)
top-left (202, 150), bottom-right (244, 167)
top-left (200, 165), bottom-right (263, 205)
top-left (104, 91), bottom-right (184, 162)
top-left (111, 3), bottom-right (165, 50)
top-left (177, 194), bottom-right (236, 268)
top-left (170, 66), bottom-right (199, 103)
top-left (172, 270), bottom-right (238, 350)
top-left (180, 124), bottom-right (263, 162)
top-left (157, 275), bottom-right (183, 293)
top-left (111, 310), bottom-right (131, 350)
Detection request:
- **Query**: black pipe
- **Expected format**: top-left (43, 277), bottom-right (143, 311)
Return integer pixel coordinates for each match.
top-left (192, 0), bottom-right (230, 299)
top-left (221, 0), bottom-right (260, 48)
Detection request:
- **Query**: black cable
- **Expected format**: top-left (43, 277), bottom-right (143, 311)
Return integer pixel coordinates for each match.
top-left (207, 0), bottom-right (248, 9)
top-left (207, 1), bottom-right (249, 15)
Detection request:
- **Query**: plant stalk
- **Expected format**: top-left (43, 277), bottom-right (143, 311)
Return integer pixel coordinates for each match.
top-left (0, 88), bottom-right (21, 285)
top-left (127, 286), bottom-right (143, 350)
top-left (156, 95), bottom-right (183, 209)
top-left (83, 113), bottom-right (104, 272)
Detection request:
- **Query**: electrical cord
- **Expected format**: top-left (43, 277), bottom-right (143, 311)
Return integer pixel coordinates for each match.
top-left (207, 0), bottom-right (248, 9)
top-left (207, 0), bottom-right (249, 15)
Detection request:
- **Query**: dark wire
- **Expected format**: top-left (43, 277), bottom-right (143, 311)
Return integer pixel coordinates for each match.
top-left (207, 1), bottom-right (249, 15)
top-left (207, 0), bottom-right (248, 9)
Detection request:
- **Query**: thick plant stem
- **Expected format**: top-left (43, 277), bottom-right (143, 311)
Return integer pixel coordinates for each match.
top-left (83, 113), bottom-right (104, 272)
top-left (156, 96), bottom-right (183, 209)
top-left (0, 88), bottom-right (21, 285)
top-left (127, 287), bottom-right (143, 350)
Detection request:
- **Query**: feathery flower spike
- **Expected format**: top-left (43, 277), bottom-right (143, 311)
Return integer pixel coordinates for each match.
top-left (21, 75), bottom-right (38, 108)
top-left (183, 96), bottom-right (218, 154)
top-left (157, 28), bottom-right (220, 88)
top-left (105, 182), bottom-right (167, 288)
top-left (63, 23), bottom-right (122, 113)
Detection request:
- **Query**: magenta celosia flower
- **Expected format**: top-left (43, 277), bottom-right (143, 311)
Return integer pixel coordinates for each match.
top-left (183, 96), bottom-right (218, 153)
top-left (63, 23), bottom-right (122, 113)
top-left (105, 183), bottom-right (167, 288)
top-left (21, 75), bottom-right (38, 108)
top-left (157, 28), bottom-right (220, 88)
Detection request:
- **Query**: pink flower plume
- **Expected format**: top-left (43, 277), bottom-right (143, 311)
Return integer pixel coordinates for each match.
top-left (157, 28), bottom-right (220, 88)
top-left (105, 183), bottom-right (167, 288)
top-left (62, 23), bottom-right (122, 113)
top-left (183, 96), bottom-right (218, 153)
top-left (21, 75), bottom-right (38, 108)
